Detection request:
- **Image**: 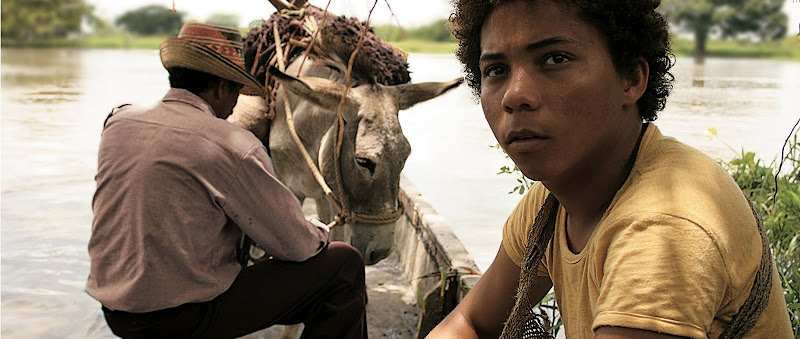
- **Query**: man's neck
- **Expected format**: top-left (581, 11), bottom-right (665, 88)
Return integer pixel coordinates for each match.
top-left (545, 122), bottom-right (646, 231)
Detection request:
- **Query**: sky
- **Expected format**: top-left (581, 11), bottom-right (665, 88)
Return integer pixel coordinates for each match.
top-left (87, 0), bottom-right (800, 35)
top-left (87, 0), bottom-right (454, 28)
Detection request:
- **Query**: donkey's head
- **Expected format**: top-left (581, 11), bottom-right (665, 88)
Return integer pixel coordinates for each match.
top-left (270, 66), bottom-right (462, 264)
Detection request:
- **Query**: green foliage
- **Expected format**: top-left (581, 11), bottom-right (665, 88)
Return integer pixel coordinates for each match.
top-left (659, 0), bottom-right (788, 57)
top-left (205, 13), bottom-right (240, 29)
top-left (671, 36), bottom-right (800, 60)
top-left (1, 34), bottom-right (168, 49)
top-left (385, 39), bottom-right (457, 54)
top-left (373, 19), bottom-right (455, 43)
top-left (719, 130), bottom-right (800, 336)
top-left (491, 144), bottom-right (534, 195)
top-left (85, 13), bottom-right (116, 35)
top-left (1, 0), bottom-right (92, 40)
top-left (247, 19), bottom-right (265, 31)
top-left (115, 5), bottom-right (185, 36)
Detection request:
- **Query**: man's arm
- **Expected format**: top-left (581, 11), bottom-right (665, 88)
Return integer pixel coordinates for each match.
top-left (225, 144), bottom-right (329, 262)
top-left (427, 244), bottom-right (552, 338)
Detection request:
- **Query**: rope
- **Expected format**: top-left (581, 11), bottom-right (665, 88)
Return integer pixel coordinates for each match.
top-left (272, 3), bottom-right (404, 229)
top-left (719, 194), bottom-right (773, 338)
top-left (500, 193), bottom-right (558, 339)
top-left (238, 2), bottom-right (406, 267)
top-left (331, 0), bottom-right (375, 226)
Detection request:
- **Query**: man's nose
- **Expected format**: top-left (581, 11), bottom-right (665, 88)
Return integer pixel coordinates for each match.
top-left (501, 68), bottom-right (541, 114)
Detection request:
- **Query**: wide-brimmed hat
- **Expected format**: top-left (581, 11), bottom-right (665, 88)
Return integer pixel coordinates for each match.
top-left (160, 22), bottom-right (264, 96)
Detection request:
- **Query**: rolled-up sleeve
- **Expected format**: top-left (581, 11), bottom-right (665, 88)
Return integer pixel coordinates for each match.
top-left (223, 143), bottom-right (329, 262)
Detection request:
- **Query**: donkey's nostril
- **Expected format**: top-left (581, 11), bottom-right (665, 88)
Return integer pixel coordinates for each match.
top-left (356, 156), bottom-right (376, 175)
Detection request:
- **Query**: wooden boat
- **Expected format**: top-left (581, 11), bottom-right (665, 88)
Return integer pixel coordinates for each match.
top-left (247, 175), bottom-right (482, 338)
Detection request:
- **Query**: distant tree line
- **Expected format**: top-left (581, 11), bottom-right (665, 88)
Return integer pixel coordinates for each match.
top-left (373, 19), bottom-right (455, 42)
top-left (1, 0), bottom-right (92, 40)
top-left (1, 1), bottom-right (241, 40)
top-left (114, 5), bottom-right (185, 36)
top-left (660, 0), bottom-right (787, 59)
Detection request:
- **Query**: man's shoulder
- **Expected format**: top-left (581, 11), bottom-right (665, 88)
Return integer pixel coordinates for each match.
top-left (621, 127), bottom-right (744, 218)
top-left (606, 128), bottom-right (759, 270)
top-left (105, 100), bottom-right (265, 159)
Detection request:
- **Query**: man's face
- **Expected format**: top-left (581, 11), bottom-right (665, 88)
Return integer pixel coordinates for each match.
top-left (217, 80), bottom-right (243, 119)
top-left (479, 0), bottom-right (635, 185)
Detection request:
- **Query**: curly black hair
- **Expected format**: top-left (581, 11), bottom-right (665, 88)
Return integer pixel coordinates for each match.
top-left (449, 0), bottom-right (674, 121)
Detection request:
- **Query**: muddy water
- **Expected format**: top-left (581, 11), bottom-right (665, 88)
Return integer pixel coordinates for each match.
top-left (2, 48), bottom-right (798, 337)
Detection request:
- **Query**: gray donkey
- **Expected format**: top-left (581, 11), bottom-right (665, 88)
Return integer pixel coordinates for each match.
top-left (229, 2), bottom-right (462, 265)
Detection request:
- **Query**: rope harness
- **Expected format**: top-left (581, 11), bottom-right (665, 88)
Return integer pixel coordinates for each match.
top-left (237, 4), bottom-right (408, 265)
top-left (500, 193), bottom-right (773, 338)
top-left (271, 5), bottom-right (405, 229)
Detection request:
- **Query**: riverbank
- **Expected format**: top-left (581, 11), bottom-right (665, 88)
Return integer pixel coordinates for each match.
top-left (672, 36), bottom-right (800, 60)
top-left (0, 34), bottom-right (169, 49)
top-left (3, 34), bottom-right (798, 60)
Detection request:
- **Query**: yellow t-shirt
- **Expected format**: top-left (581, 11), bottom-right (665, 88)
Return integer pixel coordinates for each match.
top-left (502, 124), bottom-right (792, 338)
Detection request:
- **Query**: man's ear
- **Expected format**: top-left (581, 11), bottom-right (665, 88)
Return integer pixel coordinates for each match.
top-left (623, 58), bottom-right (649, 107)
top-left (214, 79), bottom-right (230, 99)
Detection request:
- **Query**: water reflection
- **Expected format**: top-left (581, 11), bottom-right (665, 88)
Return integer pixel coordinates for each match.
top-left (692, 61), bottom-right (705, 88)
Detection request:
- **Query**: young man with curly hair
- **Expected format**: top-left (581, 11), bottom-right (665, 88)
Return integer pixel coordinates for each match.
top-left (428, 0), bottom-right (792, 338)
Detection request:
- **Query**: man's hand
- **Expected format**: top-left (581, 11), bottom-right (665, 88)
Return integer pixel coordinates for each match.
top-left (227, 94), bottom-right (270, 139)
top-left (427, 244), bottom-right (552, 338)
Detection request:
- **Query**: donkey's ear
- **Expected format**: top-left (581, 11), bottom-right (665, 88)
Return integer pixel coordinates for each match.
top-left (395, 77), bottom-right (463, 110)
top-left (269, 66), bottom-right (357, 114)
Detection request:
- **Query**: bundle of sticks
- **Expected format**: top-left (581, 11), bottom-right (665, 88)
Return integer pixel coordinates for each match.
top-left (242, 2), bottom-right (411, 97)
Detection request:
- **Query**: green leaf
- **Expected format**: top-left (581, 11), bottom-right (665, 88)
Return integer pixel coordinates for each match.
top-left (789, 191), bottom-right (800, 210)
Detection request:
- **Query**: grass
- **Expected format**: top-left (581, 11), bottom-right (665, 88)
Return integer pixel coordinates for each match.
top-left (385, 39), bottom-right (457, 54)
top-left (1, 33), bottom-right (169, 49)
top-left (672, 35), bottom-right (800, 60)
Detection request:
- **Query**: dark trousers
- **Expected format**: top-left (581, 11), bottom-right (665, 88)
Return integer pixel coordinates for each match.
top-left (102, 242), bottom-right (367, 339)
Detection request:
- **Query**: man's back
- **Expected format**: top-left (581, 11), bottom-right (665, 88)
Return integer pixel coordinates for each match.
top-left (88, 88), bottom-right (263, 312)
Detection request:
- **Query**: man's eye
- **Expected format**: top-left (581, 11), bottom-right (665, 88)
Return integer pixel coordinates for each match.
top-left (543, 54), bottom-right (570, 65)
top-left (483, 65), bottom-right (507, 78)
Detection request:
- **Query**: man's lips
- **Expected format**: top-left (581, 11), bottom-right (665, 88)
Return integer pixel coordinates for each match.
top-left (506, 129), bottom-right (548, 144)
top-left (505, 129), bottom-right (549, 152)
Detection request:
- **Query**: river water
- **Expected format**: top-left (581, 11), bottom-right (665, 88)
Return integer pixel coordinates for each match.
top-left (1, 48), bottom-right (798, 338)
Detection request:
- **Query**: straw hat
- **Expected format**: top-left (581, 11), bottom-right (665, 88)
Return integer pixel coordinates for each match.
top-left (160, 22), bottom-right (264, 96)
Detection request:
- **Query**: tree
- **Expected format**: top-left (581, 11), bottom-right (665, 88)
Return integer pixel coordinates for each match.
top-left (660, 0), bottom-right (788, 60)
top-left (206, 13), bottom-right (241, 29)
top-left (1, 0), bottom-right (92, 40)
top-left (115, 5), bottom-right (185, 36)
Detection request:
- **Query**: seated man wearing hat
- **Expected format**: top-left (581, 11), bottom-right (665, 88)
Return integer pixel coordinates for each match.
top-left (86, 22), bottom-right (367, 338)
